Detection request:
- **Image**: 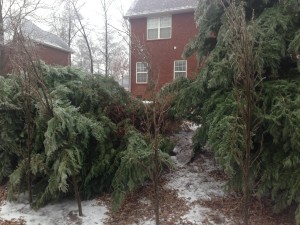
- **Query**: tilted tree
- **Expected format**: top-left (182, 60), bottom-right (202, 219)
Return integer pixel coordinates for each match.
top-left (169, 0), bottom-right (300, 223)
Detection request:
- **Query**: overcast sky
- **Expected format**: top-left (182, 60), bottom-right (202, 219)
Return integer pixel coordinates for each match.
top-left (80, 0), bottom-right (134, 29)
top-left (36, 0), bottom-right (134, 33)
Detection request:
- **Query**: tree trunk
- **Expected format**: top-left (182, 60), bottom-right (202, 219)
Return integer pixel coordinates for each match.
top-left (153, 135), bottom-right (160, 225)
top-left (28, 169), bottom-right (32, 203)
top-left (105, 8), bottom-right (108, 77)
top-left (72, 2), bottom-right (94, 74)
top-left (242, 78), bottom-right (253, 225)
top-left (24, 81), bottom-right (33, 204)
top-left (153, 104), bottom-right (160, 225)
top-left (72, 173), bottom-right (83, 217)
top-left (0, 1), bottom-right (4, 74)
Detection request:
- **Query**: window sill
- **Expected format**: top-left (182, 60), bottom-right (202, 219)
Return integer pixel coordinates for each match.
top-left (147, 37), bottom-right (172, 41)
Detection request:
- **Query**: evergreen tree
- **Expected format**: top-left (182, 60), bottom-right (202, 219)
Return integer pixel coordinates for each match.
top-left (171, 0), bottom-right (300, 223)
top-left (1, 63), bottom-right (173, 219)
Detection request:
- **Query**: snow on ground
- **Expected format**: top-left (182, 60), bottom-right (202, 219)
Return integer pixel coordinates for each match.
top-left (167, 150), bottom-right (226, 202)
top-left (164, 123), bottom-right (232, 224)
top-left (0, 123), bottom-right (232, 225)
top-left (0, 198), bottom-right (108, 225)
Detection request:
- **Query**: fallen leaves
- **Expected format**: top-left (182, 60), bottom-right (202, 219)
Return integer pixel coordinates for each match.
top-left (103, 179), bottom-right (195, 225)
top-left (0, 218), bottom-right (26, 225)
top-left (0, 185), bottom-right (7, 206)
top-left (199, 194), bottom-right (296, 225)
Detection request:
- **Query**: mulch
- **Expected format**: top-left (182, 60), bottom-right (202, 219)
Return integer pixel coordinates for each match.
top-left (0, 185), bottom-right (7, 206)
top-left (0, 219), bottom-right (26, 225)
top-left (102, 179), bottom-right (195, 225)
top-left (198, 194), bottom-right (296, 225)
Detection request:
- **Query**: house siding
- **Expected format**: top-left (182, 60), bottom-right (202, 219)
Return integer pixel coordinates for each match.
top-left (2, 44), bottom-right (71, 74)
top-left (130, 12), bottom-right (198, 99)
top-left (35, 44), bottom-right (71, 66)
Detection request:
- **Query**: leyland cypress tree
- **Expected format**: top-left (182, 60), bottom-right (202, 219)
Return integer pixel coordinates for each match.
top-left (171, 0), bottom-right (300, 223)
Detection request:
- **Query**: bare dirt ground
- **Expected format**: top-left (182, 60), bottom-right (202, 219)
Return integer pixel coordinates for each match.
top-left (0, 124), bottom-right (296, 225)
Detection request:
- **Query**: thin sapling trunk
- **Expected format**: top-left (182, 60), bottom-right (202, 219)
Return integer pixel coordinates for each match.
top-left (72, 173), bottom-right (83, 216)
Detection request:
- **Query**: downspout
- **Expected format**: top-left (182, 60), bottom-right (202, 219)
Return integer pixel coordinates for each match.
top-left (128, 19), bottom-right (132, 92)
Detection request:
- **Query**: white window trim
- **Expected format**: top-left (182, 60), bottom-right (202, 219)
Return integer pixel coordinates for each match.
top-left (174, 60), bottom-right (187, 80)
top-left (136, 62), bottom-right (148, 84)
top-left (147, 16), bottom-right (172, 40)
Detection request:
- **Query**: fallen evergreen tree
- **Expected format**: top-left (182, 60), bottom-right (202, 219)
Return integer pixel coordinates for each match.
top-left (0, 64), bottom-right (173, 215)
top-left (166, 0), bottom-right (300, 223)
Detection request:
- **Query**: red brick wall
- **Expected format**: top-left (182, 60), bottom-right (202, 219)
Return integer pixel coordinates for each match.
top-left (2, 44), bottom-right (71, 74)
top-left (130, 12), bottom-right (198, 99)
top-left (35, 44), bottom-right (71, 66)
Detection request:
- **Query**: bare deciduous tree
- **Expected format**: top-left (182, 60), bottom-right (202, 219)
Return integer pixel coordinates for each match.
top-left (0, 0), bottom-right (43, 74)
top-left (8, 17), bottom-right (53, 203)
top-left (100, 0), bottom-right (114, 77)
top-left (0, 0), bottom-right (4, 73)
top-left (71, 1), bottom-right (94, 74)
top-left (48, 0), bottom-right (79, 47)
top-left (221, 1), bottom-right (263, 224)
top-left (130, 27), bottom-right (174, 225)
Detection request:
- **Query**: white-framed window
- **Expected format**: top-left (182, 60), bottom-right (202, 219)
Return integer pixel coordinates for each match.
top-left (147, 16), bottom-right (172, 40)
top-left (136, 62), bottom-right (148, 83)
top-left (174, 60), bottom-right (187, 79)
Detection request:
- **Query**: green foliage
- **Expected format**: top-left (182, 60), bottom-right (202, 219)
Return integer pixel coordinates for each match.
top-left (258, 79), bottom-right (300, 212)
top-left (1, 63), bottom-right (172, 213)
top-left (112, 127), bottom-right (172, 210)
top-left (173, 0), bottom-right (300, 222)
top-left (0, 76), bottom-right (23, 183)
top-left (159, 137), bottom-right (175, 155)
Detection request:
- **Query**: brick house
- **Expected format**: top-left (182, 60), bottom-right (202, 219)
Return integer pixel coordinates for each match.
top-left (3, 20), bottom-right (72, 74)
top-left (125, 0), bottom-right (199, 99)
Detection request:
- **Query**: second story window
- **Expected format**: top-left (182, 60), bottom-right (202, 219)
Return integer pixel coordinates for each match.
top-left (147, 16), bottom-right (171, 40)
top-left (136, 62), bottom-right (148, 83)
top-left (174, 60), bottom-right (187, 79)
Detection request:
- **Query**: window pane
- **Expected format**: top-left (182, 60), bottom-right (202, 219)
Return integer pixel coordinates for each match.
top-left (160, 28), bottom-right (171, 39)
top-left (175, 60), bottom-right (186, 72)
top-left (147, 18), bottom-right (158, 29)
top-left (174, 60), bottom-right (187, 79)
top-left (137, 62), bottom-right (148, 83)
top-left (148, 29), bottom-right (158, 40)
top-left (137, 72), bottom-right (147, 83)
top-left (137, 62), bottom-right (147, 72)
top-left (160, 17), bottom-right (171, 27)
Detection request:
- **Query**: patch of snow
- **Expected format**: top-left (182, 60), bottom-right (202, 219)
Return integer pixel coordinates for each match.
top-left (171, 125), bottom-right (195, 165)
top-left (166, 163), bottom-right (225, 202)
top-left (138, 197), bottom-right (151, 206)
top-left (182, 204), bottom-right (211, 224)
top-left (131, 220), bottom-right (155, 225)
top-left (142, 101), bottom-right (153, 104)
top-left (0, 199), bottom-right (108, 225)
top-left (189, 123), bottom-right (200, 131)
top-left (183, 204), bottom-right (232, 225)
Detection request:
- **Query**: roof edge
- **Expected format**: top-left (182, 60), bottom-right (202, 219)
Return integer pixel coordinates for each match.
top-left (34, 40), bottom-right (74, 53)
top-left (124, 7), bottom-right (196, 19)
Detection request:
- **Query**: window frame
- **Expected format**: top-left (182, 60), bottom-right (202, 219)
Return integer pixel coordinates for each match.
top-left (136, 62), bottom-right (148, 84)
top-left (147, 16), bottom-right (172, 40)
top-left (174, 60), bottom-right (187, 80)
